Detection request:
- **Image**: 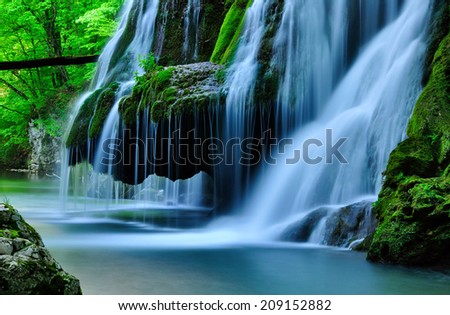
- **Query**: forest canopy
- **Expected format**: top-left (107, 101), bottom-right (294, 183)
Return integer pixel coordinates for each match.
top-left (0, 0), bottom-right (123, 168)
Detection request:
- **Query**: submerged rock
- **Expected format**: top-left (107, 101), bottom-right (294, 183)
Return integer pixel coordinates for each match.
top-left (281, 200), bottom-right (377, 248)
top-left (281, 208), bottom-right (329, 242)
top-left (0, 204), bottom-right (82, 295)
top-left (322, 201), bottom-right (377, 248)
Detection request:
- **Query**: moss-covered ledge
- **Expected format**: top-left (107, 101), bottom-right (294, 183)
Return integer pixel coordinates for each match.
top-left (367, 31), bottom-right (450, 267)
top-left (119, 62), bottom-right (225, 125)
top-left (66, 82), bottom-right (119, 147)
top-left (0, 203), bottom-right (82, 294)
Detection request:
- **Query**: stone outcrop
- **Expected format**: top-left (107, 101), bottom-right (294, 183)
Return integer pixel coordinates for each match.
top-left (28, 121), bottom-right (61, 176)
top-left (282, 201), bottom-right (377, 248)
top-left (0, 204), bottom-right (82, 294)
top-left (367, 1), bottom-right (450, 267)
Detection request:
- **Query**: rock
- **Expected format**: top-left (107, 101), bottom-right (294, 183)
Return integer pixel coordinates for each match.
top-left (28, 121), bottom-right (61, 176)
top-left (281, 200), bottom-right (377, 248)
top-left (0, 204), bottom-right (82, 294)
top-left (281, 208), bottom-right (329, 242)
top-left (322, 201), bottom-right (377, 248)
top-left (368, 27), bottom-right (450, 267)
top-left (0, 238), bottom-right (13, 255)
top-left (154, 0), bottom-right (229, 66)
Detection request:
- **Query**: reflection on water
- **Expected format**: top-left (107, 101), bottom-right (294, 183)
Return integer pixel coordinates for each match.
top-left (1, 172), bottom-right (449, 294)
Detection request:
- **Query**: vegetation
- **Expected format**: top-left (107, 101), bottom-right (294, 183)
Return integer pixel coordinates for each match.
top-left (210, 0), bottom-right (253, 65)
top-left (368, 30), bottom-right (450, 266)
top-left (154, 0), bottom-right (228, 66)
top-left (119, 56), bottom-right (222, 125)
top-left (0, 0), bottom-right (123, 168)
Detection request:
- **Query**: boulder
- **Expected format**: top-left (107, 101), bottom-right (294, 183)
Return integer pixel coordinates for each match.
top-left (0, 204), bottom-right (82, 294)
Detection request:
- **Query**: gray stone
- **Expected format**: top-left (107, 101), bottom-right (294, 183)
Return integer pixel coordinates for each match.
top-left (280, 200), bottom-right (378, 248)
top-left (0, 205), bottom-right (82, 294)
top-left (12, 238), bottom-right (33, 252)
top-left (28, 121), bottom-right (61, 176)
top-left (0, 238), bottom-right (13, 255)
top-left (0, 208), bottom-right (11, 222)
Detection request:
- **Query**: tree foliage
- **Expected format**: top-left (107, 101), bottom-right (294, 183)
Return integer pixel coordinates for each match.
top-left (0, 0), bottom-right (123, 168)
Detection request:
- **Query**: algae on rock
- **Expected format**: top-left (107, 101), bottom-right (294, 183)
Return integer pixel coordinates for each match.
top-left (119, 62), bottom-right (224, 125)
top-left (368, 29), bottom-right (450, 266)
top-left (0, 204), bottom-right (82, 294)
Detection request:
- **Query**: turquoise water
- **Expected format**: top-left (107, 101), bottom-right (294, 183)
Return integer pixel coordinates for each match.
top-left (1, 173), bottom-right (449, 295)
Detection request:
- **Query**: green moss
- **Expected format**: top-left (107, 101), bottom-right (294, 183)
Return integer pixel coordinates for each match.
top-left (383, 138), bottom-right (436, 187)
top-left (154, 0), bottom-right (227, 65)
top-left (89, 82), bottom-right (119, 138)
top-left (0, 229), bottom-right (19, 238)
top-left (422, 0), bottom-right (449, 84)
top-left (153, 68), bottom-right (174, 90)
top-left (65, 89), bottom-right (102, 147)
top-left (215, 68), bottom-right (227, 84)
top-left (150, 100), bottom-right (168, 122)
top-left (368, 32), bottom-right (450, 266)
top-left (120, 62), bottom-right (223, 125)
top-left (408, 35), bottom-right (450, 139)
top-left (65, 82), bottom-right (119, 147)
top-left (211, 0), bottom-right (253, 64)
top-left (119, 94), bottom-right (139, 126)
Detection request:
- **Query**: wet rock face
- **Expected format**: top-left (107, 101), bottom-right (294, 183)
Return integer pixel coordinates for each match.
top-left (0, 204), bottom-right (82, 295)
top-left (154, 0), bottom-right (228, 66)
top-left (322, 201), bottom-right (377, 248)
top-left (368, 3), bottom-right (450, 267)
top-left (281, 201), bottom-right (377, 248)
top-left (28, 122), bottom-right (61, 176)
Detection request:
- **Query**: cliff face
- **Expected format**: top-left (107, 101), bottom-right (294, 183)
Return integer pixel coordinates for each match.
top-left (368, 0), bottom-right (450, 267)
top-left (154, 0), bottom-right (230, 65)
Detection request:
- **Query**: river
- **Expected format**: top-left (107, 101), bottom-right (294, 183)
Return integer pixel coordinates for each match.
top-left (1, 172), bottom-right (449, 294)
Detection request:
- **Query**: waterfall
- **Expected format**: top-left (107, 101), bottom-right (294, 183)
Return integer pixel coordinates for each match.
top-left (62, 0), bottom-right (210, 214)
top-left (183, 0), bottom-right (201, 62)
top-left (236, 0), bottom-right (431, 241)
top-left (221, 0), bottom-right (276, 204)
top-left (61, 0), bottom-right (433, 245)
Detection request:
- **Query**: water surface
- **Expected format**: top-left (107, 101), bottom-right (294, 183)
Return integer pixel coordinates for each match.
top-left (1, 173), bottom-right (449, 295)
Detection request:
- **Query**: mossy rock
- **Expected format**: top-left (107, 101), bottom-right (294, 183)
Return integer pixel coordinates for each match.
top-left (89, 82), bottom-right (119, 138)
top-left (368, 20), bottom-right (450, 266)
top-left (154, 0), bottom-right (228, 66)
top-left (66, 82), bottom-right (119, 147)
top-left (383, 138), bottom-right (437, 187)
top-left (0, 204), bottom-right (82, 294)
top-left (119, 62), bottom-right (224, 125)
top-left (210, 0), bottom-right (254, 64)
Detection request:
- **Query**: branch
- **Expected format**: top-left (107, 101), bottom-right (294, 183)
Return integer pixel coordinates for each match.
top-left (0, 104), bottom-right (30, 118)
top-left (0, 55), bottom-right (100, 71)
top-left (0, 78), bottom-right (29, 100)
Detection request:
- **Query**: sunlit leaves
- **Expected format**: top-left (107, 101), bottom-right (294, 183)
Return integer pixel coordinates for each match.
top-left (0, 0), bottom-right (124, 167)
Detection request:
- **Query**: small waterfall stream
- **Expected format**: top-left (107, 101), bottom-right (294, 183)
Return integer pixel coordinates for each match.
top-left (183, 0), bottom-right (201, 62)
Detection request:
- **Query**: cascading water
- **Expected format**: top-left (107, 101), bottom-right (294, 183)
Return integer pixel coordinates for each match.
top-left (220, 0), bottom-right (408, 207)
top-left (61, 0), bottom-right (433, 247)
top-left (62, 0), bottom-right (211, 214)
top-left (235, 0), bottom-right (431, 243)
top-left (183, 0), bottom-right (201, 62)
top-left (221, 0), bottom-right (276, 204)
